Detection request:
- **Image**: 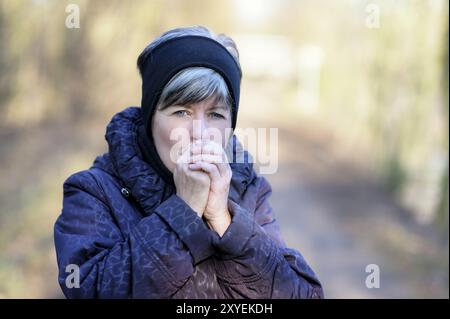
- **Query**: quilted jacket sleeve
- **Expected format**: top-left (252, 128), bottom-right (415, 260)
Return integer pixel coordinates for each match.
top-left (212, 176), bottom-right (324, 299)
top-left (54, 170), bottom-right (214, 298)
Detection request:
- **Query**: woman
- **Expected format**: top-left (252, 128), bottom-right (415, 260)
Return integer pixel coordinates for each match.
top-left (54, 26), bottom-right (323, 299)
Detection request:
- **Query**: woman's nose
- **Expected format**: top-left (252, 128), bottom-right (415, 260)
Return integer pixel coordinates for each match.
top-left (191, 117), bottom-right (207, 142)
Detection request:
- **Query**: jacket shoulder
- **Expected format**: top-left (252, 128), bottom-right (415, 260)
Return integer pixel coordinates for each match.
top-left (63, 168), bottom-right (113, 207)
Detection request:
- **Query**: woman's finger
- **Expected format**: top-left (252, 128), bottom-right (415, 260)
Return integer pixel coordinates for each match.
top-left (190, 141), bottom-right (203, 156)
top-left (212, 145), bottom-right (231, 177)
top-left (189, 161), bottom-right (221, 181)
top-left (215, 161), bottom-right (231, 179)
top-left (191, 154), bottom-right (224, 164)
top-left (177, 143), bottom-right (193, 165)
top-left (202, 141), bottom-right (223, 156)
top-left (200, 141), bottom-right (231, 177)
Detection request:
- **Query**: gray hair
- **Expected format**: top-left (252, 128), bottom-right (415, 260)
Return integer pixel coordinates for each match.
top-left (137, 26), bottom-right (241, 112)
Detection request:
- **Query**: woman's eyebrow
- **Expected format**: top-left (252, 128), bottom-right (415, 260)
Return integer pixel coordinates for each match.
top-left (209, 105), bottom-right (229, 111)
top-left (166, 104), bottom-right (192, 109)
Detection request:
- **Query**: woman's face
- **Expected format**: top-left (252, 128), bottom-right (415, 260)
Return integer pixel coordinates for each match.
top-left (151, 96), bottom-right (233, 173)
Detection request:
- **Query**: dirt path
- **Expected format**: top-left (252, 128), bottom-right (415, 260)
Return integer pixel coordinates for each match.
top-left (263, 122), bottom-right (448, 298)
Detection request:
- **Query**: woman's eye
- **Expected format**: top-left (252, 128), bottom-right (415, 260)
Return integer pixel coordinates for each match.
top-left (210, 112), bottom-right (225, 119)
top-left (173, 110), bottom-right (190, 117)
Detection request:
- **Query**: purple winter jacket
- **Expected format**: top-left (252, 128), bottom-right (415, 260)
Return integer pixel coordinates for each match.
top-left (54, 107), bottom-right (324, 299)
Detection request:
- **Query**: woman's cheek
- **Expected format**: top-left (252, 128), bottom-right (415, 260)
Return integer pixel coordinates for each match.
top-left (152, 119), bottom-right (177, 172)
top-left (162, 126), bottom-right (180, 171)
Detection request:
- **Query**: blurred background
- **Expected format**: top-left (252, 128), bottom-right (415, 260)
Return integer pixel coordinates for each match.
top-left (0, 0), bottom-right (448, 298)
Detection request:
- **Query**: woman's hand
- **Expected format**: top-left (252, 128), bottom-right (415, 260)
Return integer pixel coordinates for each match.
top-left (189, 140), bottom-right (232, 237)
top-left (173, 144), bottom-right (211, 217)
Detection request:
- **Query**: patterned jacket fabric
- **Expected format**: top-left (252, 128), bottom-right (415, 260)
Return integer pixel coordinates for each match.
top-left (54, 107), bottom-right (324, 299)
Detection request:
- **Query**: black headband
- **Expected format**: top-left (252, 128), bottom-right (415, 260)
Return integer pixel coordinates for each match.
top-left (140, 35), bottom-right (242, 136)
top-left (138, 35), bottom-right (242, 186)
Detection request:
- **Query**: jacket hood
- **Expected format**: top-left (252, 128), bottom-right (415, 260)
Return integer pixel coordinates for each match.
top-left (92, 107), bottom-right (256, 211)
